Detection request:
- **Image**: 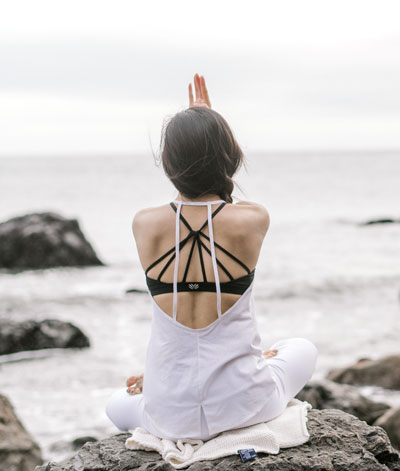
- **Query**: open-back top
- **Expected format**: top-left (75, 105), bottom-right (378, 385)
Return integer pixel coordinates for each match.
top-left (140, 199), bottom-right (275, 441)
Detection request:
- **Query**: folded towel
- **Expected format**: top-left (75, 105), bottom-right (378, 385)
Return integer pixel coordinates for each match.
top-left (125, 398), bottom-right (312, 469)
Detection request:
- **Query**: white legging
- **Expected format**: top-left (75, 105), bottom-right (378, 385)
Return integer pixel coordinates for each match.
top-left (105, 337), bottom-right (318, 437)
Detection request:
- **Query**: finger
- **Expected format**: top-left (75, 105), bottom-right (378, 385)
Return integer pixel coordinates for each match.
top-left (194, 73), bottom-right (201, 102)
top-left (188, 83), bottom-right (194, 107)
top-left (126, 375), bottom-right (138, 387)
top-left (200, 76), bottom-right (211, 107)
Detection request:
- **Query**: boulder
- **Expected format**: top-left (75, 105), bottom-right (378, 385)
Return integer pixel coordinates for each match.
top-left (0, 212), bottom-right (104, 270)
top-left (360, 218), bottom-right (400, 225)
top-left (34, 409), bottom-right (400, 471)
top-left (327, 356), bottom-right (400, 390)
top-left (374, 408), bottom-right (400, 451)
top-left (295, 378), bottom-right (390, 424)
top-left (125, 287), bottom-right (147, 294)
top-left (0, 318), bottom-right (90, 355)
top-left (0, 393), bottom-right (44, 471)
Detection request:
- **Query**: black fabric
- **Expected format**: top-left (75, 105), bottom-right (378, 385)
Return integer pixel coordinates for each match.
top-left (146, 269), bottom-right (255, 296)
top-left (145, 202), bottom-right (255, 296)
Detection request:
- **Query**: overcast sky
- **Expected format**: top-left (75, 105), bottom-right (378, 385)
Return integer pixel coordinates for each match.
top-left (1, 0), bottom-right (400, 156)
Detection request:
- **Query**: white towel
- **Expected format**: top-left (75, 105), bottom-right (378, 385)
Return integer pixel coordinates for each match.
top-left (125, 398), bottom-right (312, 469)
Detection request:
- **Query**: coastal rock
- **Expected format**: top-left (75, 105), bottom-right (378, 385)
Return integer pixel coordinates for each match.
top-left (327, 355), bottom-right (400, 390)
top-left (374, 408), bottom-right (400, 451)
top-left (0, 318), bottom-right (90, 355)
top-left (0, 212), bottom-right (104, 270)
top-left (125, 287), bottom-right (147, 294)
top-left (34, 409), bottom-right (400, 471)
top-left (71, 436), bottom-right (98, 450)
top-left (360, 218), bottom-right (400, 225)
top-left (0, 393), bottom-right (44, 471)
top-left (295, 378), bottom-right (390, 424)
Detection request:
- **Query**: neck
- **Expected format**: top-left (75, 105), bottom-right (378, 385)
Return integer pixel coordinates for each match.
top-left (175, 192), bottom-right (223, 202)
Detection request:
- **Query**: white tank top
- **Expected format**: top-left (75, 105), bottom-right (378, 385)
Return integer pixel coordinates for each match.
top-left (141, 200), bottom-right (276, 440)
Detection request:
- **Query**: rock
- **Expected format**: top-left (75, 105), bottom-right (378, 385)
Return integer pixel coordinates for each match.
top-left (0, 318), bottom-right (90, 355)
top-left (295, 379), bottom-right (390, 424)
top-left (125, 287), bottom-right (147, 294)
top-left (360, 218), bottom-right (400, 225)
top-left (0, 212), bottom-right (104, 270)
top-left (71, 436), bottom-right (98, 450)
top-left (374, 408), bottom-right (400, 451)
top-left (0, 393), bottom-right (44, 471)
top-left (34, 409), bottom-right (400, 471)
top-left (327, 355), bottom-right (400, 390)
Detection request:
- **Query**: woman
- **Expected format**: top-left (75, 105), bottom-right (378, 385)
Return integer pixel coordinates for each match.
top-left (105, 73), bottom-right (318, 441)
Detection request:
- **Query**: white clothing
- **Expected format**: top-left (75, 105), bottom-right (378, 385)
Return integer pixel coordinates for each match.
top-left (125, 398), bottom-right (312, 469)
top-left (106, 200), bottom-right (318, 440)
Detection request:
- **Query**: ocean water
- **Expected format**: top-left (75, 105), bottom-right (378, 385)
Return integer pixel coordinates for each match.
top-left (0, 151), bottom-right (399, 463)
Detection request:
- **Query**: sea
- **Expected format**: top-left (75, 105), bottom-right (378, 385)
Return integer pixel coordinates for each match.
top-left (0, 150), bottom-right (399, 463)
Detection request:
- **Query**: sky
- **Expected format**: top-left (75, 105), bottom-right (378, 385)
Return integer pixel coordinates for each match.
top-left (1, 0), bottom-right (400, 156)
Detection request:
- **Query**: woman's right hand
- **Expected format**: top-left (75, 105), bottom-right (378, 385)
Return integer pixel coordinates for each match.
top-left (188, 73), bottom-right (212, 109)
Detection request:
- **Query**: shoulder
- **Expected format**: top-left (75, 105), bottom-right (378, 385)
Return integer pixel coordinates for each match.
top-left (132, 203), bottom-right (171, 237)
top-left (231, 200), bottom-right (270, 234)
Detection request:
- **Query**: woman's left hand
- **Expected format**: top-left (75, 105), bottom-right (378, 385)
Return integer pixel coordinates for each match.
top-left (126, 373), bottom-right (144, 395)
top-left (189, 73), bottom-right (212, 109)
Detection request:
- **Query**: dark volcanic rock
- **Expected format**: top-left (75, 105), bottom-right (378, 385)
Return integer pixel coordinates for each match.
top-left (0, 393), bottom-right (44, 471)
top-left (125, 287), bottom-right (147, 294)
top-left (0, 318), bottom-right (90, 355)
top-left (296, 379), bottom-right (390, 424)
top-left (360, 218), bottom-right (400, 225)
top-left (0, 212), bottom-right (104, 270)
top-left (374, 408), bottom-right (400, 451)
top-left (327, 355), bottom-right (400, 390)
top-left (34, 409), bottom-right (400, 471)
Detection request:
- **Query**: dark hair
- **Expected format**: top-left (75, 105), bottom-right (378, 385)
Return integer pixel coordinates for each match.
top-left (158, 107), bottom-right (245, 203)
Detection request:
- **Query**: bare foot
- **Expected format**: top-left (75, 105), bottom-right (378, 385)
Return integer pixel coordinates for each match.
top-left (263, 349), bottom-right (278, 359)
top-left (126, 373), bottom-right (144, 395)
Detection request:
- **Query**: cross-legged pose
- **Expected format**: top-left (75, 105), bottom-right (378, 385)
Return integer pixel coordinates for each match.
top-left (105, 74), bottom-right (318, 440)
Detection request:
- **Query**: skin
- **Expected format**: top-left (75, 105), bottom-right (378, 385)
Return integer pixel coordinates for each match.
top-left (126, 74), bottom-right (277, 395)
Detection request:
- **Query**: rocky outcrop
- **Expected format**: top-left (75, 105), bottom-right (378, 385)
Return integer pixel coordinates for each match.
top-left (0, 212), bottom-right (104, 270)
top-left (327, 355), bottom-right (400, 390)
top-left (295, 378), bottom-right (390, 424)
top-left (125, 287), bottom-right (147, 294)
top-left (374, 408), bottom-right (400, 451)
top-left (35, 409), bottom-right (400, 471)
top-left (0, 318), bottom-right (90, 355)
top-left (360, 218), bottom-right (400, 225)
top-left (0, 393), bottom-right (44, 471)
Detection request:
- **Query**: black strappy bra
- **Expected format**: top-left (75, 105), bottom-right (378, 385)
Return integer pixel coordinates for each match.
top-left (145, 202), bottom-right (255, 296)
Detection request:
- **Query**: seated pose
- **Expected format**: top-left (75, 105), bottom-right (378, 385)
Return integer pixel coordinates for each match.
top-left (105, 74), bottom-right (318, 441)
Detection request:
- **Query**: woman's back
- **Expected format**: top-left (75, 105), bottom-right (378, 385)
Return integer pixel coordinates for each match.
top-left (133, 197), bottom-right (270, 329)
top-left (105, 76), bottom-right (317, 445)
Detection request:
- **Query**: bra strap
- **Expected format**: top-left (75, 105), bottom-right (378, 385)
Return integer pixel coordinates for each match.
top-left (172, 200), bottom-right (222, 321)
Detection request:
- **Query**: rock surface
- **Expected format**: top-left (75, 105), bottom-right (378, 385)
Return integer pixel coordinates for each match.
top-left (0, 212), bottom-right (104, 270)
top-left (328, 355), bottom-right (400, 390)
top-left (295, 378), bottom-right (390, 424)
top-left (374, 408), bottom-right (400, 451)
top-left (35, 409), bottom-right (400, 471)
top-left (0, 393), bottom-right (44, 471)
top-left (0, 318), bottom-right (90, 355)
